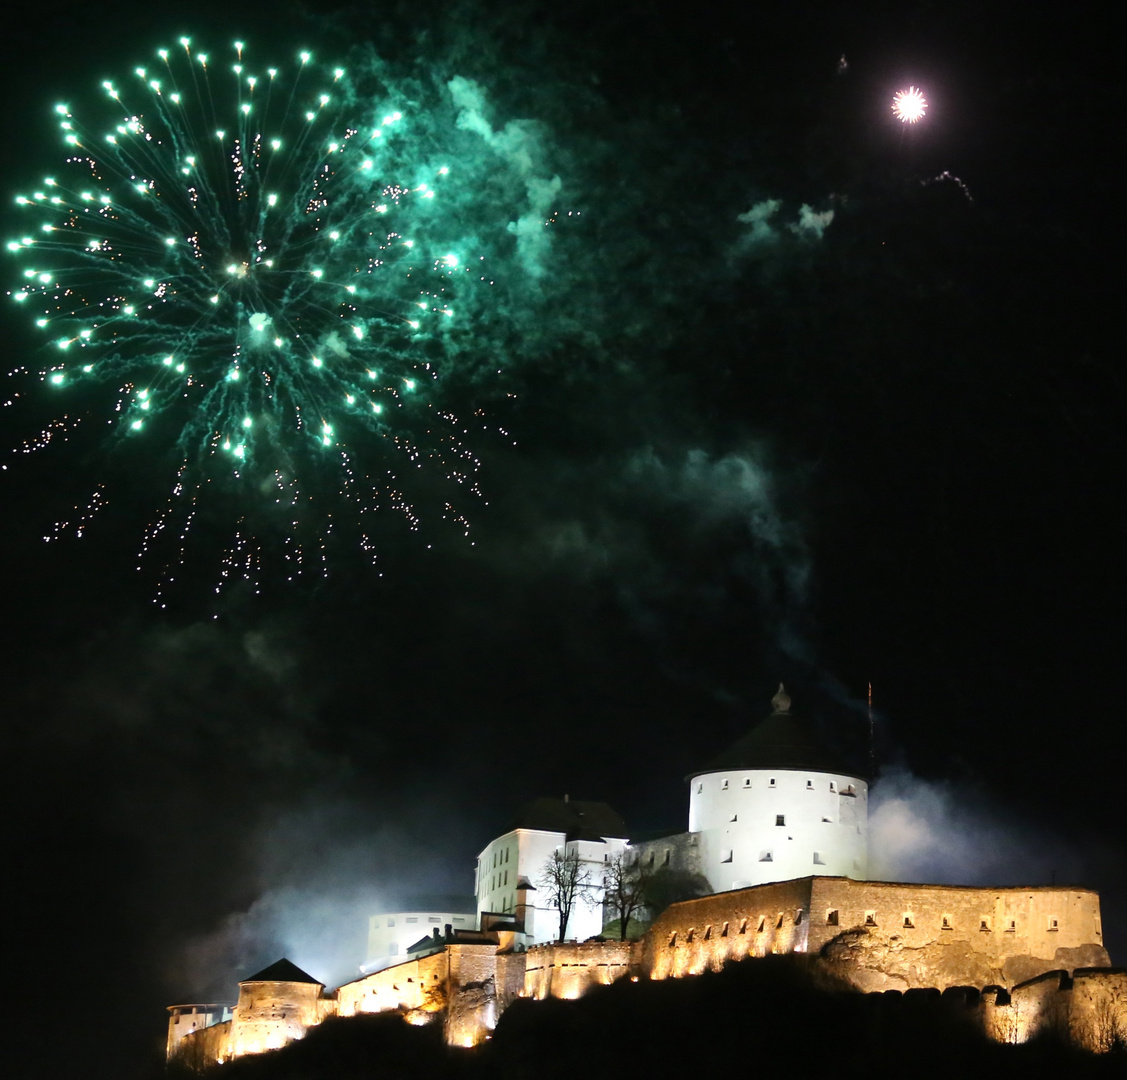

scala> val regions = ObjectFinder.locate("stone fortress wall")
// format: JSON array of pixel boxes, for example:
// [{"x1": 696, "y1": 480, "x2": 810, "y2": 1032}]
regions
[{"x1": 170, "y1": 876, "x2": 1126, "y2": 1064}]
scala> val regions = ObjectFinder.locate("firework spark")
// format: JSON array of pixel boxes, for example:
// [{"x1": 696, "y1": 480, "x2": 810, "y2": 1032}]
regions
[
  {"x1": 891, "y1": 86, "x2": 928, "y2": 124},
  {"x1": 5, "y1": 39, "x2": 531, "y2": 604}
]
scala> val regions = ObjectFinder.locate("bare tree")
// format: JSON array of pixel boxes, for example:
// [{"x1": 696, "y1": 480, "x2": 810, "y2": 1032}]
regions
[
  {"x1": 603, "y1": 852, "x2": 650, "y2": 941},
  {"x1": 538, "y1": 848, "x2": 592, "y2": 943}
]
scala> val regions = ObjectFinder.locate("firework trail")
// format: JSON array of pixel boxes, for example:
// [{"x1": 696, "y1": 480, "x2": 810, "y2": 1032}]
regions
[{"x1": 5, "y1": 39, "x2": 551, "y2": 604}]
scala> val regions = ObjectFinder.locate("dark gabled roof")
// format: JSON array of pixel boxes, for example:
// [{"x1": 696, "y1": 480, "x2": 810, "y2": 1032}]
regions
[
  {"x1": 506, "y1": 797, "x2": 627, "y2": 841},
  {"x1": 241, "y1": 958, "x2": 322, "y2": 986},
  {"x1": 690, "y1": 684, "x2": 864, "y2": 780}
]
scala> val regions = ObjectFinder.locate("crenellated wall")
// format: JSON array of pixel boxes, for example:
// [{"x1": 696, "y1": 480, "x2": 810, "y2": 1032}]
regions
[
  {"x1": 524, "y1": 940, "x2": 637, "y2": 1000},
  {"x1": 169, "y1": 876, "x2": 1121, "y2": 1067}
]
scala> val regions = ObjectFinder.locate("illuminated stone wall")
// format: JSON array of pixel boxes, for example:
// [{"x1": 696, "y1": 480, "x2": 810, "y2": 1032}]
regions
[
  {"x1": 642, "y1": 877, "x2": 1108, "y2": 991},
  {"x1": 524, "y1": 940, "x2": 637, "y2": 1000},
  {"x1": 337, "y1": 950, "x2": 449, "y2": 1021},
  {"x1": 225, "y1": 978, "x2": 325, "y2": 1059},
  {"x1": 808, "y1": 879, "x2": 1108, "y2": 991},
  {"x1": 644, "y1": 878, "x2": 815, "y2": 980}
]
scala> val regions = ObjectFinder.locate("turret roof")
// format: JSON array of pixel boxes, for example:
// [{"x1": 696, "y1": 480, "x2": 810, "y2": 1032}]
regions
[
  {"x1": 506, "y1": 797, "x2": 627, "y2": 841},
  {"x1": 690, "y1": 684, "x2": 864, "y2": 780},
  {"x1": 241, "y1": 958, "x2": 322, "y2": 985}
]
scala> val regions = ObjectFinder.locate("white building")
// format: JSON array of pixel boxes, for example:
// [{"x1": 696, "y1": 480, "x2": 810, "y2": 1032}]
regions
[
  {"x1": 687, "y1": 684, "x2": 868, "y2": 893},
  {"x1": 475, "y1": 797, "x2": 629, "y2": 945},
  {"x1": 363, "y1": 896, "x2": 477, "y2": 972}
]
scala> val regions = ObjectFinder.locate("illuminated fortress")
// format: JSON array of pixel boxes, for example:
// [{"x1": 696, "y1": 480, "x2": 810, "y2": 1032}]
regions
[{"x1": 167, "y1": 686, "x2": 1124, "y2": 1063}]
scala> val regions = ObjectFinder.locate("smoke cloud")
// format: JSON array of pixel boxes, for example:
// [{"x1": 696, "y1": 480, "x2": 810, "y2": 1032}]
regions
[{"x1": 869, "y1": 767, "x2": 1092, "y2": 887}]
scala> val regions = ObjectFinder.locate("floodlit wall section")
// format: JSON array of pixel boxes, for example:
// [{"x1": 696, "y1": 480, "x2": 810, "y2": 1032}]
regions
[
  {"x1": 688, "y1": 768, "x2": 867, "y2": 893},
  {"x1": 645, "y1": 877, "x2": 1108, "y2": 992},
  {"x1": 644, "y1": 878, "x2": 815, "y2": 980},
  {"x1": 165, "y1": 1004, "x2": 232, "y2": 1057},
  {"x1": 225, "y1": 978, "x2": 326, "y2": 1059},
  {"x1": 809, "y1": 879, "x2": 1109, "y2": 991},
  {"x1": 524, "y1": 939, "x2": 638, "y2": 1000}
]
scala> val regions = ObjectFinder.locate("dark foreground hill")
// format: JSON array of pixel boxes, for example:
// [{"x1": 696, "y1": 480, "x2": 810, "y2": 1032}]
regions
[{"x1": 163, "y1": 957, "x2": 1125, "y2": 1080}]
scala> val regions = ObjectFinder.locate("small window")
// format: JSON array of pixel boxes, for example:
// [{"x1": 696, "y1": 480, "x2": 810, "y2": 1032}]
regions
[
  {"x1": 686, "y1": 929, "x2": 695, "y2": 944},
  {"x1": 504, "y1": 869, "x2": 508, "y2": 885},
  {"x1": 821, "y1": 816, "x2": 833, "y2": 823},
  {"x1": 387, "y1": 917, "x2": 396, "y2": 927},
  {"x1": 729, "y1": 814, "x2": 738, "y2": 822},
  {"x1": 941, "y1": 915, "x2": 952, "y2": 930},
  {"x1": 795, "y1": 908, "x2": 804, "y2": 925},
  {"x1": 721, "y1": 922, "x2": 730, "y2": 937},
  {"x1": 903, "y1": 914, "x2": 914, "y2": 928},
  {"x1": 769, "y1": 778, "x2": 777, "y2": 788},
  {"x1": 813, "y1": 852, "x2": 826, "y2": 865},
  {"x1": 864, "y1": 912, "x2": 877, "y2": 927},
  {"x1": 721, "y1": 779, "x2": 729, "y2": 790},
  {"x1": 980, "y1": 918, "x2": 992, "y2": 933},
  {"x1": 806, "y1": 779, "x2": 814, "y2": 790},
  {"x1": 663, "y1": 849, "x2": 671, "y2": 866},
  {"x1": 668, "y1": 933, "x2": 677, "y2": 948},
  {"x1": 776, "y1": 912, "x2": 785, "y2": 929},
  {"x1": 721, "y1": 849, "x2": 733, "y2": 863},
  {"x1": 829, "y1": 782, "x2": 836, "y2": 792},
  {"x1": 1005, "y1": 919, "x2": 1016, "y2": 933},
  {"x1": 704, "y1": 926, "x2": 712, "y2": 941},
  {"x1": 1048, "y1": 918, "x2": 1059, "y2": 932},
  {"x1": 758, "y1": 850, "x2": 773, "y2": 862},
  {"x1": 697, "y1": 783, "x2": 703, "y2": 794},
  {"x1": 743, "y1": 778, "x2": 751, "y2": 788},
  {"x1": 453, "y1": 916, "x2": 466, "y2": 923},
  {"x1": 776, "y1": 814, "x2": 786, "y2": 826},
  {"x1": 429, "y1": 916, "x2": 441, "y2": 923},
  {"x1": 406, "y1": 916, "x2": 418, "y2": 923},
  {"x1": 826, "y1": 909, "x2": 839, "y2": 926},
  {"x1": 757, "y1": 916, "x2": 766, "y2": 933},
  {"x1": 648, "y1": 852, "x2": 655, "y2": 867},
  {"x1": 739, "y1": 919, "x2": 749, "y2": 934}
]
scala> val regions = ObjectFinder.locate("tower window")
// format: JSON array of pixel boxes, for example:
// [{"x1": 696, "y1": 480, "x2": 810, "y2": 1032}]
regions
[
  {"x1": 743, "y1": 778, "x2": 751, "y2": 788},
  {"x1": 697, "y1": 783, "x2": 703, "y2": 794},
  {"x1": 776, "y1": 912, "x2": 785, "y2": 929},
  {"x1": 830, "y1": 782, "x2": 836, "y2": 792},
  {"x1": 729, "y1": 814, "x2": 738, "y2": 822},
  {"x1": 721, "y1": 849, "x2": 733, "y2": 863},
  {"x1": 980, "y1": 918, "x2": 992, "y2": 932},
  {"x1": 826, "y1": 910, "x2": 839, "y2": 926},
  {"x1": 903, "y1": 914, "x2": 914, "y2": 928},
  {"x1": 756, "y1": 916, "x2": 766, "y2": 933},
  {"x1": 721, "y1": 922, "x2": 729, "y2": 937},
  {"x1": 704, "y1": 925, "x2": 712, "y2": 941},
  {"x1": 769, "y1": 778, "x2": 777, "y2": 788},
  {"x1": 1006, "y1": 919, "x2": 1016, "y2": 933},
  {"x1": 864, "y1": 912, "x2": 877, "y2": 926},
  {"x1": 739, "y1": 919, "x2": 748, "y2": 934},
  {"x1": 806, "y1": 780, "x2": 814, "y2": 789},
  {"x1": 668, "y1": 933, "x2": 677, "y2": 948},
  {"x1": 794, "y1": 908, "x2": 804, "y2": 925},
  {"x1": 721, "y1": 779, "x2": 729, "y2": 790},
  {"x1": 776, "y1": 815, "x2": 786, "y2": 826},
  {"x1": 941, "y1": 916, "x2": 952, "y2": 930},
  {"x1": 758, "y1": 850, "x2": 773, "y2": 862},
  {"x1": 1048, "y1": 918, "x2": 1059, "y2": 932},
  {"x1": 813, "y1": 852, "x2": 826, "y2": 865}
]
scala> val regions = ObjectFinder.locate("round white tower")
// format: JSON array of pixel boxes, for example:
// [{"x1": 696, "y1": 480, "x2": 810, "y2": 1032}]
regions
[{"x1": 687, "y1": 685, "x2": 867, "y2": 893}]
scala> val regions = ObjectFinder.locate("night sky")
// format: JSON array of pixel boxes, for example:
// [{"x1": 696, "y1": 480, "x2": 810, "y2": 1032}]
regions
[{"x1": 1, "y1": 3, "x2": 1121, "y2": 1077}]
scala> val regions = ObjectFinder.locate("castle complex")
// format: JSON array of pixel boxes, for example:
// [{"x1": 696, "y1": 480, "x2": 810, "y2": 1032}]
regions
[{"x1": 166, "y1": 686, "x2": 1125, "y2": 1063}]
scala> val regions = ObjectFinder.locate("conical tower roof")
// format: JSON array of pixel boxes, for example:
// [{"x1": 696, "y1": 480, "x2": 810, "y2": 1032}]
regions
[
  {"x1": 689, "y1": 684, "x2": 863, "y2": 780},
  {"x1": 240, "y1": 958, "x2": 322, "y2": 985}
]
